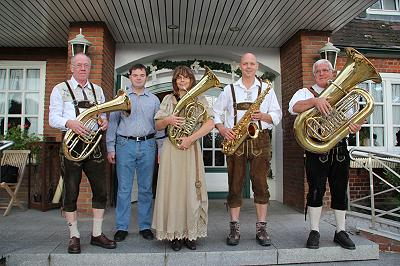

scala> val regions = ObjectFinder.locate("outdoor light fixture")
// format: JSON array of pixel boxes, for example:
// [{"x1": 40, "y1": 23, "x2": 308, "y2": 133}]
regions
[
  {"x1": 319, "y1": 37, "x2": 340, "y2": 69},
  {"x1": 68, "y1": 28, "x2": 91, "y2": 56}
]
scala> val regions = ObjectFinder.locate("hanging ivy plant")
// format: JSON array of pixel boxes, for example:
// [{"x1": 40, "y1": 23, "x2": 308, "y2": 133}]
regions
[{"x1": 122, "y1": 59, "x2": 276, "y2": 81}]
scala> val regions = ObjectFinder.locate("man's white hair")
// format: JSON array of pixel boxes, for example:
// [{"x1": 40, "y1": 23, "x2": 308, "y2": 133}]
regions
[
  {"x1": 71, "y1": 53, "x2": 91, "y2": 66},
  {"x1": 312, "y1": 59, "x2": 333, "y2": 76}
]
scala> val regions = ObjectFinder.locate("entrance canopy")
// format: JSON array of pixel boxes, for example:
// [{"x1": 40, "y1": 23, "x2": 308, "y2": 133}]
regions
[{"x1": 0, "y1": 0, "x2": 376, "y2": 48}]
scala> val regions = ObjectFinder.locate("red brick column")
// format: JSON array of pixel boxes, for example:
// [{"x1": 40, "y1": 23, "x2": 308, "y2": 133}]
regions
[
  {"x1": 67, "y1": 22, "x2": 116, "y2": 215},
  {"x1": 280, "y1": 30, "x2": 331, "y2": 212}
]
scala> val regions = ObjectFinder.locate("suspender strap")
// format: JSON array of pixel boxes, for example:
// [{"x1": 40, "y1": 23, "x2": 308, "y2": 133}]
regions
[
  {"x1": 257, "y1": 84, "x2": 262, "y2": 130},
  {"x1": 307, "y1": 86, "x2": 320, "y2": 97},
  {"x1": 89, "y1": 82, "x2": 98, "y2": 103},
  {"x1": 64, "y1": 81, "x2": 80, "y2": 116},
  {"x1": 230, "y1": 84, "x2": 238, "y2": 125}
]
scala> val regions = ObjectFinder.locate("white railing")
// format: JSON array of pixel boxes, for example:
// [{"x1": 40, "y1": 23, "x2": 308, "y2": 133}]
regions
[{"x1": 349, "y1": 148, "x2": 400, "y2": 229}]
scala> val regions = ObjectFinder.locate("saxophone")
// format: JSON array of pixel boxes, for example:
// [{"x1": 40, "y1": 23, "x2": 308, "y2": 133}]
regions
[{"x1": 222, "y1": 80, "x2": 272, "y2": 155}]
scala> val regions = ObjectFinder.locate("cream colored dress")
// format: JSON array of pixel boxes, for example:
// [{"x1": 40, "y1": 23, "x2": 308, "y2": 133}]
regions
[{"x1": 152, "y1": 94, "x2": 209, "y2": 241}]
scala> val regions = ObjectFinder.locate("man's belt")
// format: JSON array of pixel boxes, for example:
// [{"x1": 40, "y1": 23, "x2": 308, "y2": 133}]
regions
[{"x1": 119, "y1": 133, "x2": 155, "y2": 141}]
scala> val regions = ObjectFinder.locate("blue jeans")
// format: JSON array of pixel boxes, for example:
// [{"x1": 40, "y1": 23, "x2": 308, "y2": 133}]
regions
[{"x1": 115, "y1": 136, "x2": 156, "y2": 231}]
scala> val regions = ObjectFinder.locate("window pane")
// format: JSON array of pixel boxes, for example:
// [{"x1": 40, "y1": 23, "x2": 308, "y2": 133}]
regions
[
  {"x1": 359, "y1": 127, "x2": 371, "y2": 146},
  {"x1": 382, "y1": 0, "x2": 396, "y2": 10},
  {"x1": 371, "y1": 83, "x2": 383, "y2": 102},
  {"x1": 394, "y1": 127, "x2": 400, "y2": 146},
  {"x1": 9, "y1": 69, "x2": 23, "y2": 91},
  {"x1": 215, "y1": 132, "x2": 224, "y2": 148},
  {"x1": 348, "y1": 133, "x2": 356, "y2": 146},
  {"x1": 203, "y1": 132, "x2": 212, "y2": 148},
  {"x1": 25, "y1": 117, "x2": 37, "y2": 134},
  {"x1": 203, "y1": 150, "x2": 212, "y2": 166},
  {"x1": 8, "y1": 93, "x2": 22, "y2": 114},
  {"x1": 26, "y1": 69, "x2": 40, "y2": 91},
  {"x1": 0, "y1": 69, "x2": 6, "y2": 90},
  {"x1": 393, "y1": 106, "x2": 400, "y2": 124},
  {"x1": 215, "y1": 151, "x2": 225, "y2": 166},
  {"x1": 0, "y1": 117, "x2": 4, "y2": 135},
  {"x1": 25, "y1": 93, "x2": 39, "y2": 115},
  {"x1": 0, "y1": 93, "x2": 5, "y2": 114},
  {"x1": 392, "y1": 84, "x2": 400, "y2": 103},
  {"x1": 370, "y1": 1, "x2": 382, "y2": 9},
  {"x1": 8, "y1": 117, "x2": 21, "y2": 129},
  {"x1": 373, "y1": 127, "x2": 384, "y2": 146},
  {"x1": 373, "y1": 105, "x2": 384, "y2": 124}
]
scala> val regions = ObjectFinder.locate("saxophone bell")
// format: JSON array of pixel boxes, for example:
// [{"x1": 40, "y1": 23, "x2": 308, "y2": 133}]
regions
[{"x1": 247, "y1": 122, "x2": 259, "y2": 139}]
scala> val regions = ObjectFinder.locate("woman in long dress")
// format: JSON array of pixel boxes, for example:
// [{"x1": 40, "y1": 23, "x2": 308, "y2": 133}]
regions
[{"x1": 152, "y1": 66, "x2": 214, "y2": 251}]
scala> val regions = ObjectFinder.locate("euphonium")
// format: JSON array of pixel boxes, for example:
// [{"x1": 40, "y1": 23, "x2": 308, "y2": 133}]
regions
[
  {"x1": 294, "y1": 47, "x2": 382, "y2": 154},
  {"x1": 168, "y1": 66, "x2": 221, "y2": 148},
  {"x1": 63, "y1": 89, "x2": 131, "y2": 161},
  {"x1": 222, "y1": 80, "x2": 272, "y2": 156}
]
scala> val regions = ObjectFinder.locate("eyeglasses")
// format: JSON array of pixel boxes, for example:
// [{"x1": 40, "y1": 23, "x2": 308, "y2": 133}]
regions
[
  {"x1": 314, "y1": 69, "x2": 332, "y2": 75},
  {"x1": 73, "y1": 63, "x2": 90, "y2": 69}
]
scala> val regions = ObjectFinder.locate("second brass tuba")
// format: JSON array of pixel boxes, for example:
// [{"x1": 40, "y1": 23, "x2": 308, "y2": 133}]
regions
[
  {"x1": 63, "y1": 89, "x2": 131, "y2": 161},
  {"x1": 294, "y1": 48, "x2": 382, "y2": 154},
  {"x1": 168, "y1": 66, "x2": 221, "y2": 148}
]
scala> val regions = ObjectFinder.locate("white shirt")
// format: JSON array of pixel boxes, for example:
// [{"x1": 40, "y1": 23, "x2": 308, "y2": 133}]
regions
[
  {"x1": 49, "y1": 76, "x2": 106, "y2": 131},
  {"x1": 288, "y1": 84, "x2": 324, "y2": 115},
  {"x1": 213, "y1": 78, "x2": 282, "y2": 130}
]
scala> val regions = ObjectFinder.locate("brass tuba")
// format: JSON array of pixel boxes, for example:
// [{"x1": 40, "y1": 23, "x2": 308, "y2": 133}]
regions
[
  {"x1": 63, "y1": 89, "x2": 131, "y2": 161},
  {"x1": 294, "y1": 47, "x2": 382, "y2": 154},
  {"x1": 222, "y1": 79, "x2": 272, "y2": 155},
  {"x1": 168, "y1": 66, "x2": 221, "y2": 148}
]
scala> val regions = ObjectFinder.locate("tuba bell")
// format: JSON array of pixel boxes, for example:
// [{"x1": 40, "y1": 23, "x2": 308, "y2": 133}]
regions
[
  {"x1": 63, "y1": 89, "x2": 131, "y2": 162},
  {"x1": 294, "y1": 47, "x2": 382, "y2": 154},
  {"x1": 168, "y1": 66, "x2": 221, "y2": 148}
]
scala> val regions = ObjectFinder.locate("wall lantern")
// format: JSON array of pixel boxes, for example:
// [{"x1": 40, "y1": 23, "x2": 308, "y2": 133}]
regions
[
  {"x1": 319, "y1": 38, "x2": 340, "y2": 69},
  {"x1": 68, "y1": 28, "x2": 91, "y2": 56}
]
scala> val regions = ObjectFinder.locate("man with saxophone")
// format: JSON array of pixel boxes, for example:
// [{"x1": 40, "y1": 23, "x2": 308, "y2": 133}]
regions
[
  {"x1": 106, "y1": 64, "x2": 160, "y2": 243},
  {"x1": 213, "y1": 53, "x2": 282, "y2": 246},
  {"x1": 288, "y1": 59, "x2": 361, "y2": 250},
  {"x1": 49, "y1": 53, "x2": 116, "y2": 254}
]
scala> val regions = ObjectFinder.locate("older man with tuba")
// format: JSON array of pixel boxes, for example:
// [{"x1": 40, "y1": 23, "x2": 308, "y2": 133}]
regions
[
  {"x1": 49, "y1": 53, "x2": 116, "y2": 254},
  {"x1": 288, "y1": 59, "x2": 362, "y2": 250}
]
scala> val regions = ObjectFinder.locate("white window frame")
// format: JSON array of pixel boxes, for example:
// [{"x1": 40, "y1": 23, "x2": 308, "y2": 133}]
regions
[
  {"x1": 367, "y1": 0, "x2": 400, "y2": 14},
  {"x1": 349, "y1": 73, "x2": 400, "y2": 154},
  {"x1": 0, "y1": 61, "x2": 46, "y2": 135}
]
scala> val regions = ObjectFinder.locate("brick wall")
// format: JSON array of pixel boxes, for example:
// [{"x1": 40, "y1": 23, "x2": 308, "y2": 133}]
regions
[{"x1": 280, "y1": 30, "x2": 331, "y2": 212}]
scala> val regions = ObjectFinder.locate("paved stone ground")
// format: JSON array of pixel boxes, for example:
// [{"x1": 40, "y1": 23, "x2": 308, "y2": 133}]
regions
[{"x1": 0, "y1": 199, "x2": 398, "y2": 266}]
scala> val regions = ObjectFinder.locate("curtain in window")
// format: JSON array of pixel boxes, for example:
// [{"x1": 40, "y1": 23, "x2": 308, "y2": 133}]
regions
[
  {"x1": 0, "y1": 69, "x2": 5, "y2": 90},
  {"x1": 9, "y1": 69, "x2": 23, "y2": 91}
]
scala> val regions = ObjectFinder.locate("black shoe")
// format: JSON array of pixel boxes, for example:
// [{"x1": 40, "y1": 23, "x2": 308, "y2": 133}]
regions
[
  {"x1": 334, "y1": 230, "x2": 356, "y2": 250},
  {"x1": 91, "y1": 233, "x2": 117, "y2": 249},
  {"x1": 226, "y1": 221, "x2": 240, "y2": 246},
  {"x1": 170, "y1": 239, "x2": 182, "y2": 251},
  {"x1": 114, "y1": 230, "x2": 128, "y2": 242},
  {"x1": 139, "y1": 229, "x2": 154, "y2": 240},
  {"x1": 184, "y1": 239, "x2": 197, "y2": 250},
  {"x1": 306, "y1": 230, "x2": 320, "y2": 249}
]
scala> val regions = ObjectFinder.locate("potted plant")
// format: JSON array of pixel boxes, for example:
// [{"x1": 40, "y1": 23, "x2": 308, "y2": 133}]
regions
[{"x1": 0, "y1": 126, "x2": 42, "y2": 163}]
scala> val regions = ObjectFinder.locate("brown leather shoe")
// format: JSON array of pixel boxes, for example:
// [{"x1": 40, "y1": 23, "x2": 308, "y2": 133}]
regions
[
  {"x1": 68, "y1": 237, "x2": 81, "y2": 254},
  {"x1": 90, "y1": 233, "x2": 117, "y2": 249}
]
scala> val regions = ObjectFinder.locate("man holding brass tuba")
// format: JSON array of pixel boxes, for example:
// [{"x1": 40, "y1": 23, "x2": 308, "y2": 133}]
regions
[
  {"x1": 152, "y1": 66, "x2": 214, "y2": 251},
  {"x1": 213, "y1": 53, "x2": 282, "y2": 247},
  {"x1": 288, "y1": 59, "x2": 361, "y2": 250},
  {"x1": 49, "y1": 53, "x2": 116, "y2": 254},
  {"x1": 106, "y1": 64, "x2": 160, "y2": 243}
]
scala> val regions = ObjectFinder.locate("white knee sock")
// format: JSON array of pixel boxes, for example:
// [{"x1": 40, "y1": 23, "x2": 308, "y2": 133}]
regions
[
  {"x1": 68, "y1": 221, "x2": 80, "y2": 238},
  {"x1": 308, "y1": 206, "x2": 322, "y2": 232},
  {"x1": 93, "y1": 218, "x2": 103, "y2": 237},
  {"x1": 334, "y1": 210, "x2": 346, "y2": 232}
]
